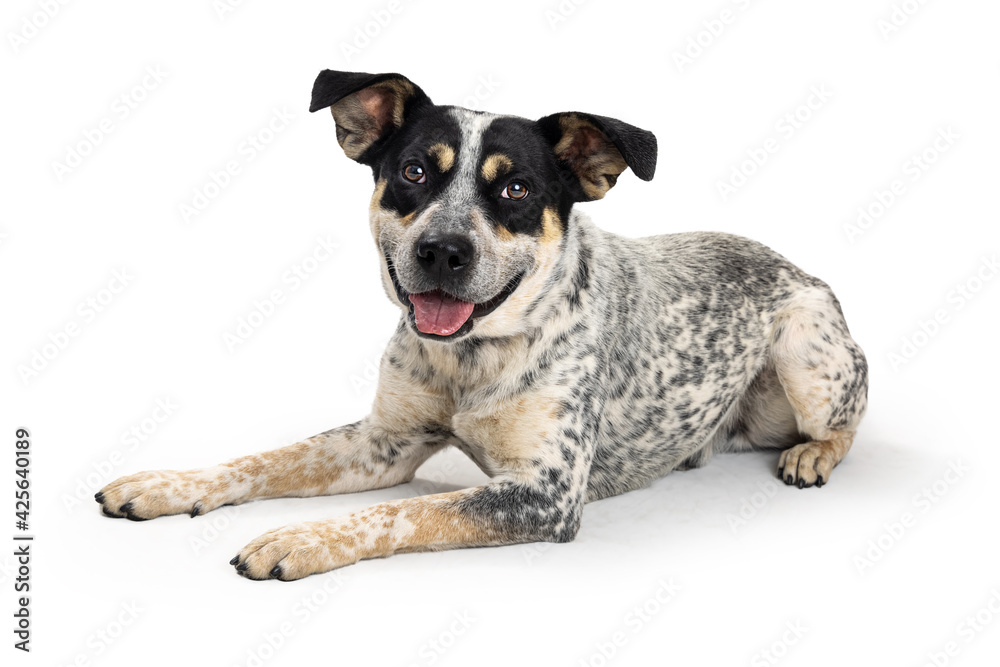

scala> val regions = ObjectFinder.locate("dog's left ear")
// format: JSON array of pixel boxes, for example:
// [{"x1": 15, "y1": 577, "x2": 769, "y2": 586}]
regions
[
  {"x1": 310, "y1": 70, "x2": 431, "y2": 164},
  {"x1": 537, "y1": 112, "x2": 656, "y2": 201}
]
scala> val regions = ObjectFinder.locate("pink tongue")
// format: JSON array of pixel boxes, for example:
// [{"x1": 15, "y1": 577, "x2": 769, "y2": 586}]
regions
[{"x1": 409, "y1": 291, "x2": 475, "y2": 336}]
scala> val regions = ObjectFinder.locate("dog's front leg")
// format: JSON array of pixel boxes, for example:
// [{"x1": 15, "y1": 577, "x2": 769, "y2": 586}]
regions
[
  {"x1": 231, "y1": 474, "x2": 584, "y2": 580},
  {"x1": 232, "y1": 396, "x2": 590, "y2": 580},
  {"x1": 96, "y1": 367, "x2": 456, "y2": 520}
]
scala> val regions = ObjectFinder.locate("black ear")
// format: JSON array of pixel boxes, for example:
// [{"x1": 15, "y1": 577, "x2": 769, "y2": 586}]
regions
[
  {"x1": 309, "y1": 70, "x2": 431, "y2": 164},
  {"x1": 537, "y1": 112, "x2": 656, "y2": 201}
]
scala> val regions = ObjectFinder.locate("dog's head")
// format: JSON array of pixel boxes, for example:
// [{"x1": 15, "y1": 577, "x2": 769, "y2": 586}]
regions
[{"x1": 310, "y1": 70, "x2": 656, "y2": 341}]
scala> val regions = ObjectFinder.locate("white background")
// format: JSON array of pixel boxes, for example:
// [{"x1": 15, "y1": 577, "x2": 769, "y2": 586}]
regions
[{"x1": 2, "y1": 1, "x2": 999, "y2": 665}]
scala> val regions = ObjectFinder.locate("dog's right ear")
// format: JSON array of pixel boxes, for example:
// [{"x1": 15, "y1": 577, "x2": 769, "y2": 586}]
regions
[{"x1": 309, "y1": 70, "x2": 431, "y2": 164}]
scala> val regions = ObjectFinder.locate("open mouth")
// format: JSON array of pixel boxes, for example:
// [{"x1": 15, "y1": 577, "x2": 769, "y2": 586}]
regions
[{"x1": 385, "y1": 257, "x2": 523, "y2": 340}]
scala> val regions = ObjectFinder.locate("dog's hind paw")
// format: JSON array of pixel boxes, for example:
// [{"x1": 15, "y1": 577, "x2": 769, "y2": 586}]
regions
[{"x1": 777, "y1": 438, "x2": 852, "y2": 489}]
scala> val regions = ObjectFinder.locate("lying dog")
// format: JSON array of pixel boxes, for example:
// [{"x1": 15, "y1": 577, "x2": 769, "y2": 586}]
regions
[{"x1": 96, "y1": 70, "x2": 868, "y2": 580}]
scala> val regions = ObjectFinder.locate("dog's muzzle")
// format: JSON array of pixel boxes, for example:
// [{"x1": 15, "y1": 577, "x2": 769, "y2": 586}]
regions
[{"x1": 385, "y1": 236, "x2": 524, "y2": 340}]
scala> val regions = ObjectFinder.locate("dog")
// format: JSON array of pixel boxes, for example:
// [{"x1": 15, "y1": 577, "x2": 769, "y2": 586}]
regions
[{"x1": 96, "y1": 70, "x2": 868, "y2": 581}]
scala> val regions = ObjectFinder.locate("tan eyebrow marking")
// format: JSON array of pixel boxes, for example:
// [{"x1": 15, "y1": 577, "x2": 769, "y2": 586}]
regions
[
  {"x1": 480, "y1": 153, "x2": 513, "y2": 182},
  {"x1": 427, "y1": 143, "x2": 455, "y2": 172}
]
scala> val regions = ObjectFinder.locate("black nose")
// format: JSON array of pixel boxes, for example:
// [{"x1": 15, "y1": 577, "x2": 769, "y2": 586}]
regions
[{"x1": 415, "y1": 233, "x2": 474, "y2": 277}]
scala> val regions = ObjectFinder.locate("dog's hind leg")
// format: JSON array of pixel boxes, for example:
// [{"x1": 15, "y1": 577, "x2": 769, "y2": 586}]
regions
[{"x1": 770, "y1": 287, "x2": 868, "y2": 488}]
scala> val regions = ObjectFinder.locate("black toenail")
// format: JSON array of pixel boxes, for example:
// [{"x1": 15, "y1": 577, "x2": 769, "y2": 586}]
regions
[
  {"x1": 119, "y1": 502, "x2": 147, "y2": 521},
  {"x1": 190, "y1": 506, "x2": 201, "y2": 518},
  {"x1": 270, "y1": 566, "x2": 282, "y2": 579},
  {"x1": 237, "y1": 562, "x2": 249, "y2": 572},
  {"x1": 230, "y1": 555, "x2": 240, "y2": 565},
  {"x1": 95, "y1": 492, "x2": 105, "y2": 503}
]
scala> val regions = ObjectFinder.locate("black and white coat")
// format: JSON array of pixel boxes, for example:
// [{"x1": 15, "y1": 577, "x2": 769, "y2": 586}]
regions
[{"x1": 96, "y1": 71, "x2": 868, "y2": 581}]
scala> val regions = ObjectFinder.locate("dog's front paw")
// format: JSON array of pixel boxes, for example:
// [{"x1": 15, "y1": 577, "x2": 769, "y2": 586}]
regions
[
  {"x1": 96, "y1": 467, "x2": 233, "y2": 520},
  {"x1": 232, "y1": 522, "x2": 356, "y2": 581},
  {"x1": 778, "y1": 441, "x2": 842, "y2": 488}
]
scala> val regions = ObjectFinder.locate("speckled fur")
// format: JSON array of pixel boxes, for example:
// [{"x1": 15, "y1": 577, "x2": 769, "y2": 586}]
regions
[{"x1": 97, "y1": 72, "x2": 868, "y2": 581}]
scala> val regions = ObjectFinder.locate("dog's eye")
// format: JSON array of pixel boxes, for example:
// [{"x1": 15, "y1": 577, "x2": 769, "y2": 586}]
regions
[
  {"x1": 501, "y1": 181, "x2": 529, "y2": 200},
  {"x1": 402, "y1": 164, "x2": 426, "y2": 184}
]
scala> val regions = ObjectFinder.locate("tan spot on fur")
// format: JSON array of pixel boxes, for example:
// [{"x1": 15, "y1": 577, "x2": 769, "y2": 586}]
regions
[
  {"x1": 269, "y1": 461, "x2": 344, "y2": 496},
  {"x1": 452, "y1": 394, "x2": 560, "y2": 473},
  {"x1": 427, "y1": 143, "x2": 455, "y2": 172},
  {"x1": 369, "y1": 178, "x2": 388, "y2": 238},
  {"x1": 540, "y1": 206, "x2": 562, "y2": 245},
  {"x1": 369, "y1": 181, "x2": 418, "y2": 238},
  {"x1": 480, "y1": 153, "x2": 513, "y2": 182},
  {"x1": 388, "y1": 493, "x2": 500, "y2": 552},
  {"x1": 371, "y1": 373, "x2": 453, "y2": 434}
]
